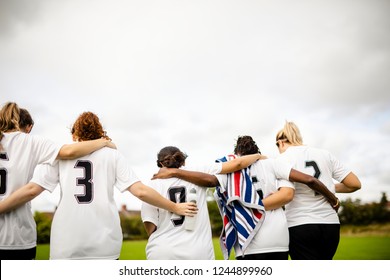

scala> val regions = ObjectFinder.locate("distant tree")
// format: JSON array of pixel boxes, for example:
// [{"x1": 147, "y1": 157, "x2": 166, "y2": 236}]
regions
[
  {"x1": 207, "y1": 200, "x2": 223, "y2": 237},
  {"x1": 339, "y1": 193, "x2": 390, "y2": 225},
  {"x1": 34, "y1": 212, "x2": 52, "y2": 244},
  {"x1": 121, "y1": 216, "x2": 148, "y2": 240}
]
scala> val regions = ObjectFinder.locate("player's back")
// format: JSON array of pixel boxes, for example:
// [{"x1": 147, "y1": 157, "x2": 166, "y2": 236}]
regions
[
  {"x1": 0, "y1": 132, "x2": 59, "y2": 249},
  {"x1": 51, "y1": 147, "x2": 126, "y2": 259},
  {"x1": 142, "y1": 165, "x2": 217, "y2": 260},
  {"x1": 280, "y1": 145, "x2": 344, "y2": 226}
]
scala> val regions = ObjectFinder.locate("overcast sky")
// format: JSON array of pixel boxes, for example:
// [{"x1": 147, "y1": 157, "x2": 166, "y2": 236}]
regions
[{"x1": 1, "y1": 0, "x2": 389, "y2": 212}]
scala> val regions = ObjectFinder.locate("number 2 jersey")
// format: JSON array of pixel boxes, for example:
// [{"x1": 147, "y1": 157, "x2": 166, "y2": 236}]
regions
[
  {"x1": 278, "y1": 146, "x2": 351, "y2": 227},
  {"x1": 31, "y1": 147, "x2": 139, "y2": 259},
  {"x1": 141, "y1": 163, "x2": 222, "y2": 260},
  {"x1": 0, "y1": 132, "x2": 60, "y2": 250}
]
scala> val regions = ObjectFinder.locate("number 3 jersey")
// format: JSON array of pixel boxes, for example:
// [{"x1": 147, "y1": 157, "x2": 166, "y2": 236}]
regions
[
  {"x1": 141, "y1": 163, "x2": 222, "y2": 260},
  {"x1": 31, "y1": 147, "x2": 139, "y2": 260},
  {"x1": 278, "y1": 146, "x2": 351, "y2": 227}
]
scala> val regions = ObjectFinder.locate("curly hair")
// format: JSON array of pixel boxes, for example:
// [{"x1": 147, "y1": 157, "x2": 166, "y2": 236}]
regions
[
  {"x1": 234, "y1": 135, "x2": 261, "y2": 156},
  {"x1": 157, "y1": 146, "x2": 187, "y2": 168},
  {"x1": 71, "y1": 112, "x2": 109, "y2": 141}
]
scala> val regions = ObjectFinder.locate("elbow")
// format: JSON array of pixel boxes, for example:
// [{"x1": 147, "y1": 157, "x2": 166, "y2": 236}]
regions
[
  {"x1": 284, "y1": 189, "x2": 294, "y2": 204},
  {"x1": 27, "y1": 184, "x2": 44, "y2": 200},
  {"x1": 205, "y1": 176, "x2": 219, "y2": 188},
  {"x1": 57, "y1": 145, "x2": 75, "y2": 159},
  {"x1": 130, "y1": 183, "x2": 148, "y2": 201}
]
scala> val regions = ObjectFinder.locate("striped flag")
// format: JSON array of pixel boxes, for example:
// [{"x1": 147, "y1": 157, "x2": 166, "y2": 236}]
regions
[{"x1": 214, "y1": 155, "x2": 265, "y2": 259}]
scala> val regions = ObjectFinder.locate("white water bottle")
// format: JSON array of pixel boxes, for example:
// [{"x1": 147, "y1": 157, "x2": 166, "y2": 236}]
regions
[{"x1": 184, "y1": 188, "x2": 197, "y2": 231}]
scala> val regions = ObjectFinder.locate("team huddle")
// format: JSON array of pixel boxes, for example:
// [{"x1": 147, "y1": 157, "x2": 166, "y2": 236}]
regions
[{"x1": 0, "y1": 101, "x2": 361, "y2": 260}]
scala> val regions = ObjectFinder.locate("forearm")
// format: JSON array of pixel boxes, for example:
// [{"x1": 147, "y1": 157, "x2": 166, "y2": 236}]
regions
[
  {"x1": 336, "y1": 173, "x2": 361, "y2": 193},
  {"x1": 289, "y1": 169, "x2": 338, "y2": 205},
  {"x1": 335, "y1": 183, "x2": 354, "y2": 193},
  {"x1": 220, "y1": 154, "x2": 265, "y2": 174},
  {"x1": 170, "y1": 169, "x2": 218, "y2": 187},
  {"x1": 57, "y1": 138, "x2": 113, "y2": 160},
  {"x1": 130, "y1": 182, "x2": 177, "y2": 212},
  {"x1": 262, "y1": 188, "x2": 294, "y2": 211},
  {"x1": 0, "y1": 183, "x2": 44, "y2": 214}
]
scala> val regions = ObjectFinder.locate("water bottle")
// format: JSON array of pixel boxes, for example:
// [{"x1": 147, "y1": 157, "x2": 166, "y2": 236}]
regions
[{"x1": 184, "y1": 187, "x2": 197, "y2": 231}]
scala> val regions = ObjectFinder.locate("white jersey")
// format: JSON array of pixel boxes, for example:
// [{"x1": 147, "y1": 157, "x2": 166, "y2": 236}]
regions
[
  {"x1": 31, "y1": 147, "x2": 139, "y2": 260},
  {"x1": 217, "y1": 158, "x2": 294, "y2": 257},
  {"x1": 0, "y1": 132, "x2": 60, "y2": 250},
  {"x1": 278, "y1": 146, "x2": 351, "y2": 227},
  {"x1": 141, "y1": 163, "x2": 222, "y2": 260}
]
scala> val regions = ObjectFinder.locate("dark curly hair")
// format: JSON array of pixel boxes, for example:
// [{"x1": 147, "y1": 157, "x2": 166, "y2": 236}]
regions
[
  {"x1": 71, "y1": 112, "x2": 109, "y2": 141},
  {"x1": 234, "y1": 135, "x2": 261, "y2": 156},
  {"x1": 157, "y1": 146, "x2": 187, "y2": 168}
]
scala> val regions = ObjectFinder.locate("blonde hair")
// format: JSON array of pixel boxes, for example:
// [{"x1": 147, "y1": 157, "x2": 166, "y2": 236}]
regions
[
  {"x1": 275, "y1": 121, "x2": 303, "y2": 145},
  {"x1": 0, "y1": 102, "x2": 21, "y2": 148}
]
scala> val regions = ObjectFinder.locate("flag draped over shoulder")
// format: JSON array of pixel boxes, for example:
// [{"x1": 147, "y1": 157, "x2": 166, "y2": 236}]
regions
[{"x1": 214, "y1": 154, "x2": 265, "y2": 260}]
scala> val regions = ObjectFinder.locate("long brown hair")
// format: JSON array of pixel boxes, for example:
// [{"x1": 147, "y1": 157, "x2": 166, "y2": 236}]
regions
[{"x1": 0, "y1": 102, "x2": 21, "y2": 149}]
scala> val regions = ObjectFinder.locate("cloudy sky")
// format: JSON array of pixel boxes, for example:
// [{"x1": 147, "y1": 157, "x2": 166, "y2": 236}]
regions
[{"x1": 1, "y1": 0, "x2": 389, "y2": 212}]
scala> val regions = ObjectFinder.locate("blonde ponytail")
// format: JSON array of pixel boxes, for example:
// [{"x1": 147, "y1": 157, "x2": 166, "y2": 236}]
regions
[{"x1": 276, "y1": 121, "x2": 303, "y2": 145}]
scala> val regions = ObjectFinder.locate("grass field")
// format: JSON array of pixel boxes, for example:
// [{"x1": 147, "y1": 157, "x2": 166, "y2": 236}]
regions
[{"x1": 36, "y1": 235, "x2": 390, "y2": 260}]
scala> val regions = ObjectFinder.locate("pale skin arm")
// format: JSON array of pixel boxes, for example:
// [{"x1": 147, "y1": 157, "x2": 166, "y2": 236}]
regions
[
  {"x1": 335, "y1": 172, "x2": 361, "y2": 193},
  {"x1": 261, "y1": 187, "x2": 295, "y2": 211},
  {"x1": 219, "y1": 154, "x2": 267, "y2": 173},
  {"x1": 57, "y1": 138, "x2": 116, "y2": 160},
  {"x1": 0, "y1": 183, "x2": 44, "y2": 214},
  {"x1": 127, "y1": 181, "x2": 197, "y2": 216}
]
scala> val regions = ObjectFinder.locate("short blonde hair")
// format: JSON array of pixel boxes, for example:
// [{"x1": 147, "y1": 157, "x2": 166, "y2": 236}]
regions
[{"x1": 276, "y1": 121, "x2": 303, "y2": 145}]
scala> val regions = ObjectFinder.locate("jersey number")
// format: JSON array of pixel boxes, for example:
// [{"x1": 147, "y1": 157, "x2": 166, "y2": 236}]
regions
[
  {"x1": 74, "y1": 160, "x2": 94, "y2": 204},
  {"x1": 305, "y1": 161, "x2": 321, "y2": 196},
  {"x1": 168, "y1": 186, "x2": 186, "y2": 226},
  {"x1": 0, "y1": 168, "x2": 6, "y2": 195}
]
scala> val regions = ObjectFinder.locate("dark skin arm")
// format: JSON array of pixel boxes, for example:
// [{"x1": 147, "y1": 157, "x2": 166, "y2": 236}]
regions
[
  {"x1": 144, "y1": 221, "x2": 157, "y2": 237},
  {"x1": 289, "y1": 169, "x2": 340, "y2": 211},
  {"x1": 152, "y1": 167, "x2": 340, "y2": 211}
]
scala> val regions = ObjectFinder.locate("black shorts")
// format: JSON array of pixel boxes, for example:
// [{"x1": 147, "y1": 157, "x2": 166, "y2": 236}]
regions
[
  {"x1": 0, "y1": 247, "x2": 37, "y2": 260},
  {"x1": 288, "y1": 223, "x2": 340, "y2": 260},
  {"x1": 236, "y1": 251, "x2": 288, "y2": 260}
]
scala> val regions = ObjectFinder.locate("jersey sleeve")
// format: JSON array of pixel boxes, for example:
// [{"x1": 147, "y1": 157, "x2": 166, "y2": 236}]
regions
[
  {"x1": 329, "y1": 152, "x2": 351, "y2": 182},
  {"x1": 30, "y1": 162, "x2": 60, "y2": 193},
  {"x1": 272, "y1": 158, "x2": 295, "y2": 189},
  {"x1": 215, "y1": 174, "x2": 228, "y2": 192},
  {"x1": 114, "y1": 153, "x2": 140, "y2": 193},
  {"x1": 31, "y1": 135, "x2": 61, "y2": 165},
  {"x1": 203, "y1": 162, "x2": 222, "y2": 174}
]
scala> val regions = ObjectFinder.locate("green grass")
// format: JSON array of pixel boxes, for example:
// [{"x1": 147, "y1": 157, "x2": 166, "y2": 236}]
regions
[
  {"x1": 334, "y1": 236, "x2": 390, "y2": 260},
  {"x1": 36, "y1": 236, "x2": 390, "y2": 260}
]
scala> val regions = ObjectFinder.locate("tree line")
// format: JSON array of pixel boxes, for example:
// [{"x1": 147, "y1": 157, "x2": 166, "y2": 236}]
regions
[{"x1": 35, "y1": 192, "x2": 390, "y2": 244}]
